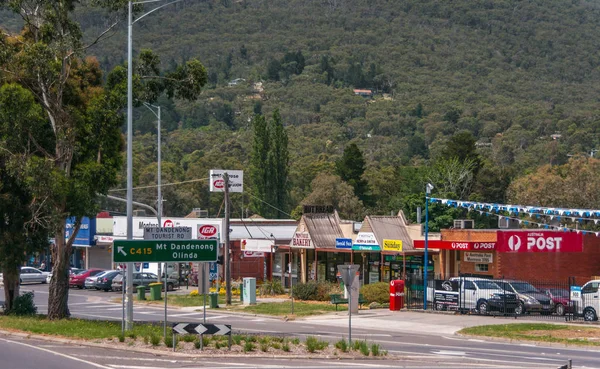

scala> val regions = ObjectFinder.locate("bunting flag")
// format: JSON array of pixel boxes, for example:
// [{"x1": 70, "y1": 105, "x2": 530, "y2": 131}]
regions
[{"x1": 428, "y1": 197, "x2": 600, "y2": 237}]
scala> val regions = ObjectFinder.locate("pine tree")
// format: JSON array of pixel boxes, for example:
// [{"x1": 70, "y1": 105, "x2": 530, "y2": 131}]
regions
[
  {"x1": 249, "y1": 114, "x2": 270, "y2": 216},
  {"x1": 268, "y1": 110, "x2": 290, "y2": 218},
  {"x1": 335, "y1": 143, "x2": 371, "y2": 205}
]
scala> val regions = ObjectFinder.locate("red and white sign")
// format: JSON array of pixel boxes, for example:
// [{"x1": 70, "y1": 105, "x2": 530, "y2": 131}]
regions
[
  {"x1": 198, "y1": 224, "x2": 218, "y2": 239},
  {"x1": 243, "y1": 251, "x2": 265, "y2": 258},
  {"x1": 163, "y1": 219, "x2": 174, "y2": 227},
  {"x1": 414, "y1": 240, "x2": 496, "y2": 250},
  {"x1": 497, "y1": 231, "x2": 583, "y2": 253},
  {"x1": 209, "y1": 169, "x2": 243, "y2": 193},
  {"x1": 241, "y1": 239, "x2": 274, "y2": 252},
  {"x1": 291, "y1": 232, "x2": 313, "y2": 248}
]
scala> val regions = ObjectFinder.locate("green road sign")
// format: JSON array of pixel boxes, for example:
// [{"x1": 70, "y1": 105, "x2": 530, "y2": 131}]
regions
[{"x1": 113, "y1": 240, "x2": 218, "y2": 263}]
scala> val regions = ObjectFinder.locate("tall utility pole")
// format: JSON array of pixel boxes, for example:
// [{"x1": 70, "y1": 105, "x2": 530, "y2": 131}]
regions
[{"x1": 224, "y1": 173, "x2": 231, "y2": 305}]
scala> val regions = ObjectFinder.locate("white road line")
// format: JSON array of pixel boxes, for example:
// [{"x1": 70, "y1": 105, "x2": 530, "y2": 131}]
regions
[
  {"x1": 431, "y1": 350, "x2": 466, "y2": 356},
  {"x1": 0, "y1": 337, "x2": 111, "y2": 369},
  {"x1": 168, "y1": 312, "x2": 205, "y2": 317}
]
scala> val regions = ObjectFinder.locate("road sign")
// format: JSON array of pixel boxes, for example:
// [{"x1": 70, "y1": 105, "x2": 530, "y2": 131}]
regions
[
  {"x1": 113, "y1": 240, "x2": 217, "y2": 263},
  {"x1": 337, "y1": 264, "x2": 360, "y2": 287},
  {"x1": 144, "y1": 226, "x2": 192, "y2": 240},
  {"x1": 209, "y1": 169, "x2": 243, "y2": 193},
  {"x1": 335, "y1": 238, "x2": 353, "y2": 249},
  {"x1": 172, "y1": 323, "x2": 231, "y2": 336}
]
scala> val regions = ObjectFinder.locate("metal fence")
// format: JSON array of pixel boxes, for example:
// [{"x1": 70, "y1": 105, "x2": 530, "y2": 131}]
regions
[{"x1": 404, "y1": 274, "x2": 589, "y2": 322}]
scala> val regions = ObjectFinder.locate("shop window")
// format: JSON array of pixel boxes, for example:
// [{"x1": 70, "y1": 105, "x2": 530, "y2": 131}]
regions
[{"x1": 475, "y1": 264, "x2": 489, "y2": 272}]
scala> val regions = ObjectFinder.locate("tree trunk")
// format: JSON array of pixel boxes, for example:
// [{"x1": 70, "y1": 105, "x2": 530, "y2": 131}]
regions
[
  {"x1": 2, "y1": 267, "x2": 20, "y2": 312},
  {"x1": 47, "y1": 229, "x2": 71, "y2": 320}
]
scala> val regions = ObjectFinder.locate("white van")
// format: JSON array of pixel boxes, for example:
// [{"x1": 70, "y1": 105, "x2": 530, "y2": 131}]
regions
[{"x1": 572, "y1": 280, "x2": 600, "y2": 321}]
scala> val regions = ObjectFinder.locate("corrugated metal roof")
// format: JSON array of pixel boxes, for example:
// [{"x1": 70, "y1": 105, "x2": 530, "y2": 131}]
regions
[
  {"x1": 366, "y1": 215, "x2": 416, "y2": 252},
  {"x1": 303, "y1": 213, "x2": 344, "y2": 249}
]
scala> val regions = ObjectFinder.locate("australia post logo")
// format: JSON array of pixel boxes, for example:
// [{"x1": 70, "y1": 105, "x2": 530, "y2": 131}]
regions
[{"x1": 499, "y1": 231, "x2": 583, "y2": 253}]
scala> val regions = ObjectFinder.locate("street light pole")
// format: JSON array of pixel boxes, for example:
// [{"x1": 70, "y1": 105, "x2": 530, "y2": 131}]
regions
[
  {"x1": 126, "y1": 0, "x2": 186, "y2": 331},
  {"x1": 423, "y1": 183, "x2": 433, "y2": 310}
]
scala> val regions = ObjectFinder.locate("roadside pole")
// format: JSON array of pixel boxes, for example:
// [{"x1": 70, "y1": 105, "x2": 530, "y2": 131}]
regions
[
  {"x1": 164, "y1": 261, "x2": 167, "y2": 338},
  {"x1": 224, "y1": 173, "x2": 231, "y2": 305}
]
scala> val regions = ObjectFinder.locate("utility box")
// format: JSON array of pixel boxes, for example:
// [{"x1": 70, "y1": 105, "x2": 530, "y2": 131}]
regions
[
  {"x1": 389, "y1": 280, "x2": 405, "y2": 311},
  {"x1": 243, "y1": 277, "x2": 256, "y2": 305}
]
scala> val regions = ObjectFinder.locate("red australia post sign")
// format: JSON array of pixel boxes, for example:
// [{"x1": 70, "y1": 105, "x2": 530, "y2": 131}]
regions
[
  {"x1": 413, "y1": 240, "x2": 496, "y2": 251},
  {"x1": 497, "y1": 231, "x2": 583, "y2": 253}
]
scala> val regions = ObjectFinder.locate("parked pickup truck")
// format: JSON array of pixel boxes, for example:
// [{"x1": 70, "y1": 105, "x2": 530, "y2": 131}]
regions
[
  {"x1": 572, "y1": 280, "x2": 600, "y2": 321},
  {"x1": 429, "y1": 277, "x2": 519, "y2": 315}
]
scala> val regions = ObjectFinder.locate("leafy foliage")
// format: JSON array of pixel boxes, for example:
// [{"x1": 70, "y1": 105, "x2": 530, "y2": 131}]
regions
[
  {"x1": 359, "y1": 282, "x2": 389, "y2": 304},
  {"x1": 5, "y1": 292, "x2": 37, "y2": 316}
]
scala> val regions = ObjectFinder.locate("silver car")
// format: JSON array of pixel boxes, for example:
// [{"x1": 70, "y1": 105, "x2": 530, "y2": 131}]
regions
[
  {"x1": 20, "y1": 267, "x2": 49, "y2": 284},
  {"x1": 85, "y1": 270, "x2": 113, "y2": 289}
]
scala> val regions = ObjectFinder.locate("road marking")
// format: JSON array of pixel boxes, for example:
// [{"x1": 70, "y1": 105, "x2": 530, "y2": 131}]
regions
[
  {"x1": 0, "y1": 337, "x2": 111, "y2": 369},
  {"x1": 168, "y1": 312, "x2": 206, "y2": 317},
  {"x1": 432, "y1": 350, "x2": 466, "y2": 356}
]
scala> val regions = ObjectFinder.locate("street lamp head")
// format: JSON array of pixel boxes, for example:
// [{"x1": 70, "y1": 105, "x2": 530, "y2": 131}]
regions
[{"x1": 426, "y1": 183, "x2": 434, "y2": 195}]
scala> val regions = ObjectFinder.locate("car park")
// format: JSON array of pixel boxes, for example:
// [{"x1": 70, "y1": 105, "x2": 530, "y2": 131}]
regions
[
  {"x1": 69, "y1": 268, "x2": 105, "y2": 289},
  {"x1": 85, "y1": 270, "x2": 112, "y2": 289},
  {"x1": 94, "y1": 270, "x2": 121, "y2": 291},
  {"x1": 430, "y1": 277, "x2": 519, "y2": 314},
  {"x1": 46, "y1": 267, "x2": 83, "y2": 283},
  {"x1": 494, "y1": 280, "x2": 553, "y2": 315},
  {"x1": 542, "y1": 288, "x2": 572, "y2": 316},
  {"x1": 111, "y1": 272, "x2": 179, "y2": 292}
]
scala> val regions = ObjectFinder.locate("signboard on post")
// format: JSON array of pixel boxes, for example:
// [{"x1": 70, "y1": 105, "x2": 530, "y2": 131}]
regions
[
  {"x1": 113, "y1": 240, "x2": 218, "y2": 263},
  {"x1": 144, "y1": 226, "x2": 192, "y2": 240},
  {"x1": 209, "y1": 169, "x2": 243, "y2": 193}
]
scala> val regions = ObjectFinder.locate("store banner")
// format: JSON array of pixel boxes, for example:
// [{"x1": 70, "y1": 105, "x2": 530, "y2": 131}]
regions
[
  {"x1": 241, "y1": 239, "x2": 273, "y2": 252},
  {"x1": 382, "y1": 239, "x2": 402, "y2": 252},
  {"x1": 414, "y1": 240, "x2": 496, "y2": 251},
  {"x1": 291, "y1": 232, "x2": 313, "y2": 248},
  {"x1": 353, "y1": 232, "x2": 380, "y2": 251},
  {"x1": 497, "y1": 231, "x2": 583, "y2": 253}
]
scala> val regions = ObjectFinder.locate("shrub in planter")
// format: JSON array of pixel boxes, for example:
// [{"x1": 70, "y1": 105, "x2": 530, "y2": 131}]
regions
[
  {"x1": 292, "y1": 281, "x2": 318, "y2": 300},
  {"x1": 259, "y1": 280, "x2": 285, "y2": 296},
  {"x1": 360, "y1": 282, "x2": 389, "y2": 304}
]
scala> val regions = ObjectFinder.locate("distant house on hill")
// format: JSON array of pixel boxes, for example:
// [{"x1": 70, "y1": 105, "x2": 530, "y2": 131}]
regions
[
  {"x1": 353, "y1": 89, "x2": 373, "y2": 98},
  {"x1": 228, "y1": 78, "x2": 246, "y2": 87}
]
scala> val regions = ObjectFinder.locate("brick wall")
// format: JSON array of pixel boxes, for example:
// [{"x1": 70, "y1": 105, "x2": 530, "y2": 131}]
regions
[
  {"x1": 230, "y1": 240, "x2": 265, "y2": 282},
  {"x1": 498, "y1": 234, "x2": 600, "y2": 282}
]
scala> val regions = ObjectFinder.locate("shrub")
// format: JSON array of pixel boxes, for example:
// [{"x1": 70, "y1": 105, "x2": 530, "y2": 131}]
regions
[
  {"x1": 360, "y1": 282, "x2": 389, "y2": 304},
  {"x1": 143, "y1": 335, "x2": 149, "y2": 344},
  {"x1": 271, "y1": 342, "x2": 281, "y2": 350},
  {"x1": 316, "y1": 281, "x2": 341, "y2": 301},
  {"x1": 189, "y1": 290, "x2": 199, "y2": 297},
  {"x1": 305, "y1": 336, "x2": 328, "y2": 352},
  {"x1": 183, "y1": 334, "x2": 196, "y2": 342},
  {"x1": 291, "y1": 337, "x2": 300, "y2": 345},
  {"x1": 118, "y1": 334, "x2": 125, "y2": 342},
  {"x1": 282, "y1": 340, "x2": 290, "y2": 352},
  {"x1": 6, "y1": 292, "x2": 37, "y2": 316},
  {"x1": 126, "y1": 332, "x2": 136, "y2": 339},
  {"x1": 335, "y1": 339, "x2": 348, "y2": 352},
  {"x1": 260, "y1": 343, "x2": 269, "y2": 352},
  {"x1": 164, "y1": 334, "x2": 177, "y2": 348},
  {"x1": 194, "y1": 339, "x2": 201, "y2": 349},
  {"x1": 232, "y1": 335, "x2": 242, "y2": 345},
  {"x1": 150, "y1": 335, "x2": 160, "y2": 346},
  {"x1": 259, "y1": 280, "x2": 285, "y2": 296},
  {"x1": 293, "y1": 281, "x2": 318, "y2": 300},
  {"x1": 202, "y1": 335, "x2": 210, "y2": 346},
  {"x1": 358, "y1": 340, "x2": 369, "y2": 356},
  {"x1": 371, "y1": 343, "x2": 381, "y2": 356},
  {"x1": 243, "y1": 341, "x2": 255, "y2": 352}
]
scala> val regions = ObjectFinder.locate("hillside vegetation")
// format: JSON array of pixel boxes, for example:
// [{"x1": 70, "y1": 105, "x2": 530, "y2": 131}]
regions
[{"x1": 3, "y1": 0, "x2": 598, "y2": 220}]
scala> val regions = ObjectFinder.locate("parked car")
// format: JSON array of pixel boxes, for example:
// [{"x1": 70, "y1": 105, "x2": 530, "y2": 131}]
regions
[
  {"x1": 494, "y1": 280, "x2": 554, "y2": 315},
  {"x1": 69, "y1": 268, "x2": 105, "y2": 289},
  {"x1": 111, "y1": 272, "x2": 179, "y2": 292},
  {"x1": 46, "y1": 267, "x2": 84, "y2": 283},
  {"x1": 542, "y1": 288, "x2": 573, "y2": 316},
  {"x1": 85, "y1": 270, "x2": 113, "y2": 289},
  {"x1": 93, "y1": 270, "x2": 121, "y2": 291},
  {"x1": 448, "y1": 277, "x2": 519, "y2": 314},
  {"x1": 0, "y1": 267, "x2": 49, "y2": 284}
]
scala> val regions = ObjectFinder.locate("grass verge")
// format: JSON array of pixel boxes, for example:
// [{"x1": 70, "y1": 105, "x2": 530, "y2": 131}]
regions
[
  {"x1": 0, "y1": 315, "x2": 161, "y2": 339},
  {"x1": 459, "y1": 323, "x2": 600, "y2": 346},
  {"x1": 242, "y1": 301, "x2": 338, "y2": 316}
]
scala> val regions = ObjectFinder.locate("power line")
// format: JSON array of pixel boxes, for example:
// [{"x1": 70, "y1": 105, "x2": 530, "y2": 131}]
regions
[
  {"x1": 108, "y1": 177, "x2": 209, "y2": 192},
  {"x1": 246, "y1": 193, "x2": 294, "y2": 218}
]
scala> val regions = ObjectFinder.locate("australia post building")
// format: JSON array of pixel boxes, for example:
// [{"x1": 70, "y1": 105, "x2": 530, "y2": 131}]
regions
[{"x1": 417, "y1": 229, "x2": 600, "y2": 283}]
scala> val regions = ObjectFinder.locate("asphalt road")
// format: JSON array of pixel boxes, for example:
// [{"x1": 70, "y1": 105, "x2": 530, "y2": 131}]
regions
[{"x1": 3, "y1": 284, "x2": 600, "y2": 368}]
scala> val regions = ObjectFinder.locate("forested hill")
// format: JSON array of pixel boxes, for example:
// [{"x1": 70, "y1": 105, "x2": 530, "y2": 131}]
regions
[{"x1": 3, "y1": 0, "x2": 599, "y2": 220}]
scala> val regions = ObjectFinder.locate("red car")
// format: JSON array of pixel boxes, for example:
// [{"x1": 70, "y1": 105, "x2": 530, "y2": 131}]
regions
[
  {"x1": 69, "y1": 269, "x2": 105, "y2": 289},
  {"x1": 542, "y1": 288, "x2": 573, "y2": 316}
]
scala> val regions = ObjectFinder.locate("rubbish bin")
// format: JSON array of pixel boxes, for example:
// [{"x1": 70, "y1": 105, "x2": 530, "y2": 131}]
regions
[
  {"x1": 239, "y1": 283, "x2": 244, "y2": 301},
  {"x1": 136, "y1": 285, "x2": 146, "y2": 301},
  {"x1": 209, "y1": 292, "x2": 219, "y2": 308},
  {"x1": 149, "y1": 283, "x2": 162, "y2": 301},
  {"x1": 389, "y1": 280, "x2": 405, "y2": 311}
]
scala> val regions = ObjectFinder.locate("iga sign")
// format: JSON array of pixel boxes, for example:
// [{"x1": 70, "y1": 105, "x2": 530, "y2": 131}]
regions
[
  {"x1": 209, "y1": 169, "x2": 243, "y2": 193},
  {"x1": 197, "y1": 224, "x2": 219, "y2": 239},
  {"x1": 414, "y1": 240, "x2": 496, "y2": 250},
  {"x1": 497, "y1": 231, "x2": 583, "y2": 253}
]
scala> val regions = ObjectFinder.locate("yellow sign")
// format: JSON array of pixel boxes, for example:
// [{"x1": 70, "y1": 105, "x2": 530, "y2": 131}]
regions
[{"x1": 383, "y1": 239, "x2": 402, "y2": 252}]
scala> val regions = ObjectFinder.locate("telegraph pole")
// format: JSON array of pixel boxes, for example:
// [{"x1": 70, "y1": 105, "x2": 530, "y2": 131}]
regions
[{"x1": 224, "y1": 173, "x2": 232, "y2": 305}]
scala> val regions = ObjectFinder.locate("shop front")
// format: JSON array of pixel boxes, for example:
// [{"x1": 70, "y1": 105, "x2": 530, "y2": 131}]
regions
[{"x1": 65, "y1": 217, "x2": 96, "y2": 269}]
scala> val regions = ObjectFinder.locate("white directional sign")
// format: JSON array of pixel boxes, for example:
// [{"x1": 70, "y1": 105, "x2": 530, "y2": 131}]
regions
[
  {"x1": 172, "y1": 323, "x2": 231, "y2": 336},
  {"x1": 144, "y1": 226, "x2": 192, "y2": 240}
]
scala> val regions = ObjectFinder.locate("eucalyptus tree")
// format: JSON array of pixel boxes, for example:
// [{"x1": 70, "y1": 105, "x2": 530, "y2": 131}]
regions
[{"x1": 0, "y1": 0, "x2": 207, "y2": 319}]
